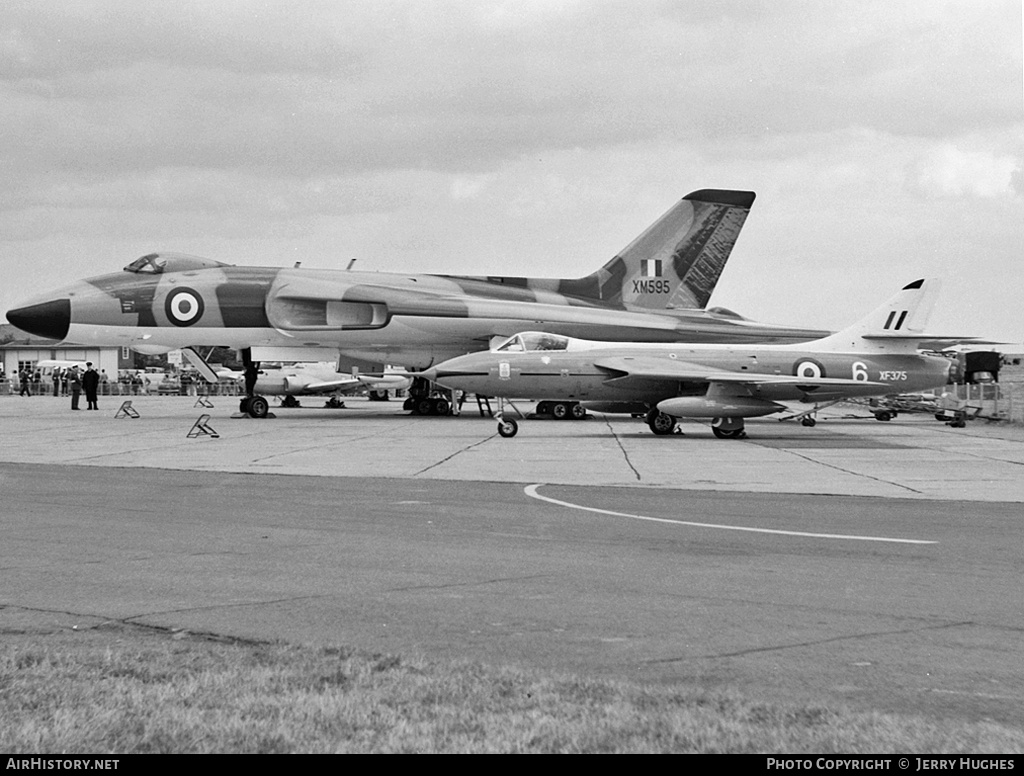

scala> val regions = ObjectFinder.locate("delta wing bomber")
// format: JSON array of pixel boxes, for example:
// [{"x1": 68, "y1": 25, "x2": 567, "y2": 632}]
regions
[{"x1": 8, "y1": 190, "x2": 827, "y2": 376}]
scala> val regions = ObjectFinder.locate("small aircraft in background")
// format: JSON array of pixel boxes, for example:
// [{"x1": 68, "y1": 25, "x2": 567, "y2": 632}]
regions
[
  {"x1": 423, "y1": 279, "x2": 967, "y2": 439},
  {"x1": 251, "y1": 362, "x2": 411, "y2": 407},
  {"x1": 211, "y1": 361, "x2": 410, "y2": 410}
]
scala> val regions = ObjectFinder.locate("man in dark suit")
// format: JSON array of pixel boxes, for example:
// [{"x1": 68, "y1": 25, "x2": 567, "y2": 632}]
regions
[{"x1": 82, "y1": 362, "x2": 100, "y2": 411}]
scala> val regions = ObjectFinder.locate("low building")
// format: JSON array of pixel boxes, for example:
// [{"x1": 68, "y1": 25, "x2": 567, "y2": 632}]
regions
[{"x1": 0, "y1": 323, "x2": 129, "y2": 394}]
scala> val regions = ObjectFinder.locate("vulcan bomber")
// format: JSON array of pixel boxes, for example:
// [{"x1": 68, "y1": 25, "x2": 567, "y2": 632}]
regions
[{"x1": 6, "y1": 189, "x2": 828, "y2": 416}]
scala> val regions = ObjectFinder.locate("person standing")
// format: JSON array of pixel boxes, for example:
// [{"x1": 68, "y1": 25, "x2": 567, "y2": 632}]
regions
[
  {"x1": 52, "y1": 368, "x2": 61, "y2": 397},
  {"x1": 82, "y1": 362, "x2": 100, "y2": 410},
  {"x1": 69, "y1": 367, "x2": 82, "y2": 410},
  {"x1": 19, "y1": 368, "x2": 31, "y2": 396}
]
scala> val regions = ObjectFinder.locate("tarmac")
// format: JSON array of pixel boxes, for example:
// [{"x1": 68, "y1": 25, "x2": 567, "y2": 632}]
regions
[
  {"x1": 2, "y1": 394, "x2": 1023, "y2": 726},
  {"x1": 2, "y1": 393, "x2": 1024, "y2": 501}
]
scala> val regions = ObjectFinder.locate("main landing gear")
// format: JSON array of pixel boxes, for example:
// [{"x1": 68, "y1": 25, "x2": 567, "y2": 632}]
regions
[
  {"x1": 645, "y1": 409, "x2": 677, "y2": 436},
  {"x1": 403, "y1": 376, "x2": 453, "y2": 416},
  {"x1": 711, "y1": 417, "x2": 747, "y2": 439},
  {"x1": 240, "y1": 395, "x2": 270, "y2": 419},
  {"x1": 645, "y1": 410, "x2": 747, "y2": 439},
  {"x1": 536, "y1": 401, "x2": 587, "y2": 420}
]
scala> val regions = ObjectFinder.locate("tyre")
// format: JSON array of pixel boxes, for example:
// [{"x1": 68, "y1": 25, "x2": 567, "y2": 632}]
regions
[
  {"x1": 551, "y1": 402, "x2": 570, "y2": 420},
  {"x1": 712, "y1": 425, "x2": 744, "y2": 439},
  {"x1": 248, "y1": 395, "x2": 270, "y2": 419},
  {"x1": 647, "y1": 412, "x2": 676, "y2": 436},
  {"x1": 497, "y1": 418, "x2": 518, "y2": 437},
  {"x1": 570, "y1": 403, "x2": 587, "y2": 420},
  {"x1": 434, "y1": 398, "x2": 450, "y2": 416}
]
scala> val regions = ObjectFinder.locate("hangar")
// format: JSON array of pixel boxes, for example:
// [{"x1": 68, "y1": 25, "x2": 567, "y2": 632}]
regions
[{"x1": 0, "y1": 323, "x2": 126, "y2": 394}]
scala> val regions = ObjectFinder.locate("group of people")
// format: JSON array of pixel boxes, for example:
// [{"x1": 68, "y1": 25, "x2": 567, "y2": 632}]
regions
[{"x1": 11, "y1": 363, "x2": 102, "y2": 410}]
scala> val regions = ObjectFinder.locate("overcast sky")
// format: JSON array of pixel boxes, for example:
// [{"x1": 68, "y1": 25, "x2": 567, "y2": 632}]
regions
[{"x1": 2, "y1": 0, "x2": 1022, "y2": 341}]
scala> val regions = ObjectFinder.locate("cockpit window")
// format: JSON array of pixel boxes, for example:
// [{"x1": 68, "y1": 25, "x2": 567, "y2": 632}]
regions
[
  {"x1": 124, "y1": 254, "x2": 167, "y2": 274},
  {"x1": 123, "y1": 252, "x2": 231, "y2": 274},
  {"x1": 495, "y1": 332, "x2": 569, "y2": 352}
]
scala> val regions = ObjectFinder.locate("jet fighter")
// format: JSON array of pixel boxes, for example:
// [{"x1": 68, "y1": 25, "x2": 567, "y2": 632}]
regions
[{"x1": 423, "y1": 279, "x2": 962, "y2": 439}]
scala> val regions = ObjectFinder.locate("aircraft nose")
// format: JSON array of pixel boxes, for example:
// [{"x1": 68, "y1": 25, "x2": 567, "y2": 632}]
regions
[{"x1": 6, "y1": 299, "x2": 71, "y2": 341}]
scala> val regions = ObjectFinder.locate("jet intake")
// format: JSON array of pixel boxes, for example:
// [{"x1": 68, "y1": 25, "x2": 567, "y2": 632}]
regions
[
  {"x1": 269, "y1": 297, "x2": 388, "y2": 330},
  {"x1": 657, "y1": 395, "x2": 785, "y2": 418}
]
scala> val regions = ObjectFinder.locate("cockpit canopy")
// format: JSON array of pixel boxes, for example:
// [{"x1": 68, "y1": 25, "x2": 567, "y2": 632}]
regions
[
  {"x1": 124, "y1": 253, "x2": 231, "y2": 275},
  {"x1": 705, "y1": 306, "x2": 748, "y2": 321},
  {"x1": 494, "y1": 331, "x2": 571, "y2": 353}
]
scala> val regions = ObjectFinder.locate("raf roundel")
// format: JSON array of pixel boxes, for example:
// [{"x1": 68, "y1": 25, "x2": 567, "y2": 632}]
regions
[
  {"x1": 793, "y1": 358, "x2": 826, "y2": 379},
  {"x1": 165, "y1": 287, "x2": 205, "y2": 327}
]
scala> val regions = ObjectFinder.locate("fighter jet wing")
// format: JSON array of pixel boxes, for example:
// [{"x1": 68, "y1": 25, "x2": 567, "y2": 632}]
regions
[{"x1": 592, "y1": 356, "x2": 890, "y2": 391}]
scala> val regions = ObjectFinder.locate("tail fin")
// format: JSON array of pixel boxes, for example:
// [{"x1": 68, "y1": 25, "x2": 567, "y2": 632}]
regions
[
  {"x1": 810, "y1": 279, "x2": 943, "y2": 354},
  {"x1": 558, "y1": 189, "x2": 755, "y2": 310}
]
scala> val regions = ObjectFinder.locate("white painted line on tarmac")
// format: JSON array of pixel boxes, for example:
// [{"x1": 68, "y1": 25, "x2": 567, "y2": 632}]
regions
[{"x1": 524, "y1": 484, "x2": 937, "y2": 545}]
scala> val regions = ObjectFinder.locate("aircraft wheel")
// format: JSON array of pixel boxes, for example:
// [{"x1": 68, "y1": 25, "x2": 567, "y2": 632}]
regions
[
  {"x1": 551, "y1": 402, "x2": 570, "y2": 420},
  {"x1": 712, "y1": 425, "x2": 745, "y2": 440},
  {"x1": 497, "y1": 418, "x2": 518, "y2": 438},
  {"x1": 434, "y1": 398, "x2": 450, "y2": 416},
  {"x1": 248, "y1": 395, "x2": 270, "y2": 419},
  {"x1": 416, "y1": 398, "x2": 435, "y2": 415},
  {"x1": 240, "y1": 397, "x2": 252, "y2": 414},
  {"x1": 711, "y1": 417, "x2": 745, "y2": 439},
  {"x1": 570, "y1": 403, "x2": 587, "y2": 420},
  {"x1": 934, "y1": 413, "x2": 947, "y2": 422},
  {"x1": 647, "y1": 412, "x2": 677, "y2": 436},
  {"x1": 801, "y1": 417, "x2": 816, "y2": 427},
  {"x1": 537, "y1": 401, "x2": 552, "y2": 415},
  {"x1": 281, "y1": 395, "x2": 300, "y2": 408},
  {"x1": 874, "y1": 411, "x2": 893, "y2": 422}
]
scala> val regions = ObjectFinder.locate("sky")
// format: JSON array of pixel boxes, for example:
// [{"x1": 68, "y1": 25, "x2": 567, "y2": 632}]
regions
[{"x1": 2, "y1": 0, "x2": 1022, "y2": 342}]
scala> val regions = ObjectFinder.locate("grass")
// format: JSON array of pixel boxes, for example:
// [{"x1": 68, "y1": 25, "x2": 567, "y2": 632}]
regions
[{"x1": 2, "y1": 623, "x2": 1022, "y2": 753}]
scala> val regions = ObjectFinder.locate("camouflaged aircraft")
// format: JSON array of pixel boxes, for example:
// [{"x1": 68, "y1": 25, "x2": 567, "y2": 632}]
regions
[
  {"x1": 423, "y1": 279, "x2": 960, "y2": 439},
  {"x1": 7, "y1": 189, "x2": 827, "y2": 417}
]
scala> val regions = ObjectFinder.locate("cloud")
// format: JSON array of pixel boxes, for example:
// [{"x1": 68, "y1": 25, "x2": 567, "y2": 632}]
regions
[
  {"x1": 911, "y1": 144, "x2": 1022, "y2": 199},
  {"x1": 1, "y1": 1, "x2": 1021, "y2": 340}
]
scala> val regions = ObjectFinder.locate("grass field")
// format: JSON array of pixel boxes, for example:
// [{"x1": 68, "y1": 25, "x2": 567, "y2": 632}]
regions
[{"x1": 2, "y1": 622, "x2": 1022, "y2": 754}]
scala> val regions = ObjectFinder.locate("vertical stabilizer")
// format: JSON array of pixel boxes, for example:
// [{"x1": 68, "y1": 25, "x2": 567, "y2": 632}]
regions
[
  {"x1": 557, "y1": 189, "x2": 756, "y2": 310},
  {"x1": 809, "y1": 279, "x2": 942, "y2": 353}
]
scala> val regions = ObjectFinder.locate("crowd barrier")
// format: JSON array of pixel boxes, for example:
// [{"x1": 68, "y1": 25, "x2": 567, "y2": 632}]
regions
[{"x1": 1, "y1": 381, "x2": 245, "y2": 397}]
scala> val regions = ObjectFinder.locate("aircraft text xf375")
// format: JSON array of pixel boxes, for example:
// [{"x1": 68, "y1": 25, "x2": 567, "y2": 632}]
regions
[
  {"x1": 7, "y1": 190, "x2": 827, "y2": 378},
  {"x1": 423, "y1": 279, "x2": 961, "y2": 440}
]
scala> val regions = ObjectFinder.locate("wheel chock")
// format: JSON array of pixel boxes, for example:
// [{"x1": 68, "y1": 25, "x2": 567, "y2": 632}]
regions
[
  {"x1": 114, "y1": 401, "x2": 140, "y2": 419},
  {"x1": 187, "y1": 413, "x2": 220, "y2": 439},
  {"x1": 194, "y1": 396, "x2": 214, "y2": 408}
]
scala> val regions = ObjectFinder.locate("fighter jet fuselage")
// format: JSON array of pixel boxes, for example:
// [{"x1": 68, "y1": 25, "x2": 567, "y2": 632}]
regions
[{"x1": 424, "y1": 279, "x2": 959, "y2": 438}]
